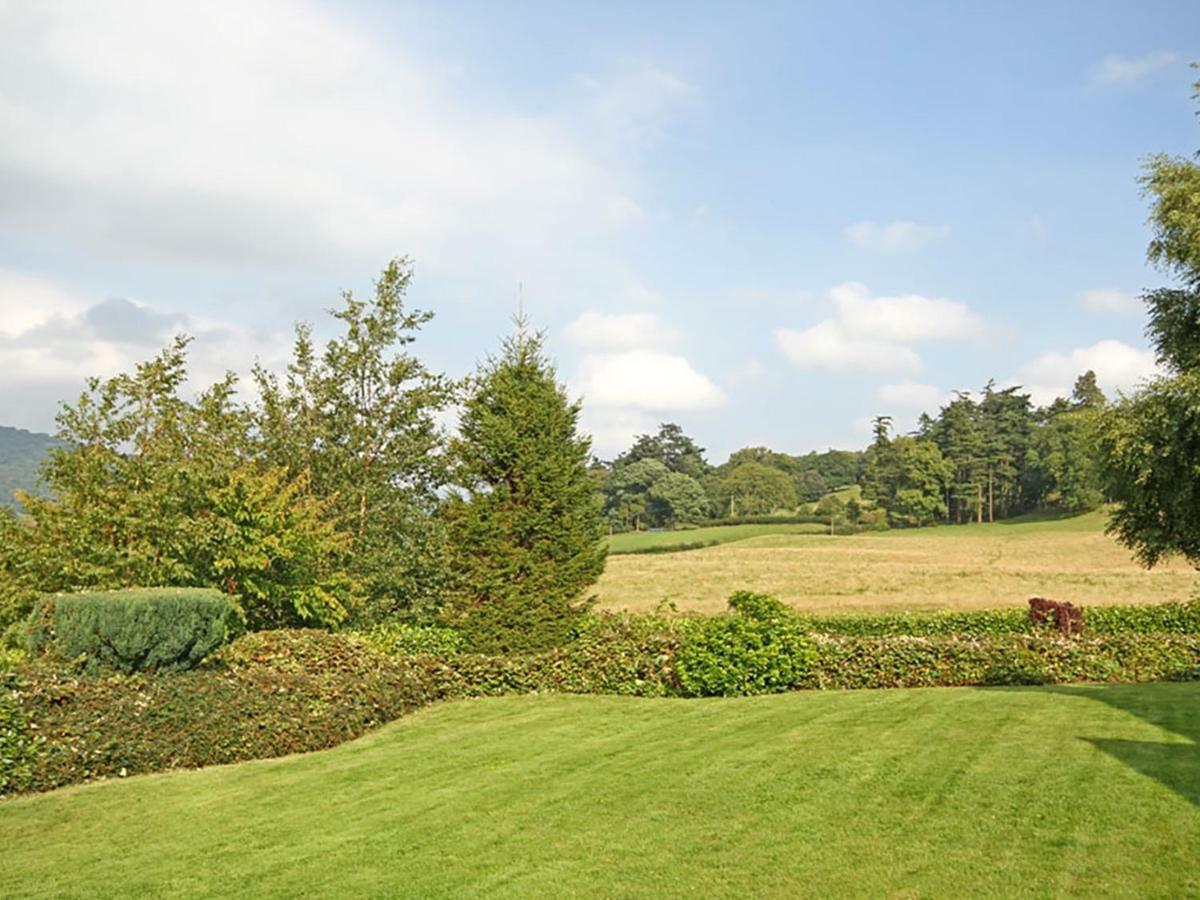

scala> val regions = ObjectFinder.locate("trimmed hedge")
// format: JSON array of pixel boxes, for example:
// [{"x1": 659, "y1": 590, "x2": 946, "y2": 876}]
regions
[
  {"x1": 795, "y1": 600, "x2": 1200, "y2": 638},
  {"x1": 813, "y1": 633, "x2": 1200, "y2": 689},
  {"x1": 10, "y1": 630, "x2": 453, "y2": 793},
  {"x1": 26, "y1": 588, "x2": 242, "y2": 674}
]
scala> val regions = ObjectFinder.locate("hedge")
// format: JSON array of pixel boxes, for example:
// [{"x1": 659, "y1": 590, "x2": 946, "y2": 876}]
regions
[
  {"x1": 6, "y1": 597, "x2": 1200, "y2": 795},
  {"x1": 9, "y1": 631, "x2": 453, "y2": 794},
  {"x1": 795, "y1": 600, "x2": 1200, "y2": 638},
  {"x1": 26, "y1": 588, "x2": 242, "y2": 674},
  {"x1": 0, "y1": 675, "x2": 40, "y2": 795}
]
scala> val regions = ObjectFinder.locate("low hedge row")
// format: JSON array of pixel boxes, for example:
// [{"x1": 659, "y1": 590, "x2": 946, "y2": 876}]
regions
[
  {"x1": 6, "y1": 631, "x2": 452, "y2": 795},
  {"x1": 794, "y1": 600, "x2": 1200, "y2": 638}
]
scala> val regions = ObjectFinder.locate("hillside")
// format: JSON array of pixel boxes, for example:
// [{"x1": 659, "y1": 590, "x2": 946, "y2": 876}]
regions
[{"x1": 0, "y1": 426, "x2": 57, "y2": 507}]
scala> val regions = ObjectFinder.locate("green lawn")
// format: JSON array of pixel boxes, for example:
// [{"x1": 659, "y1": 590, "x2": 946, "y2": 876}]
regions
[
  {"x1": 3, "y1": 684, "x2": 1198, "y2": 897},
  {"x1": 608, "y1": 521, "x2": 827, "y2": 553}
]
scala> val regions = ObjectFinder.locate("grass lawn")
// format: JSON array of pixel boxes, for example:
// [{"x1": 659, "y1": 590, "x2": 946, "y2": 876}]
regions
[
  {"x1": 597, "y1": 509, "x2": 1197, "y2": 614},
  {"x1": 608, "y1": 521, "x2": 828, "y2": 554},
  {"x1": 2, "y1": 684, "x2": 1198, "y2": 898}
]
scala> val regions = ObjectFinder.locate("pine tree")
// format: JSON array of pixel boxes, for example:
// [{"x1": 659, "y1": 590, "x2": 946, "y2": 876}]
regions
[{"x1": 443, "y1": 318, "x2": 606, "y2": 653}]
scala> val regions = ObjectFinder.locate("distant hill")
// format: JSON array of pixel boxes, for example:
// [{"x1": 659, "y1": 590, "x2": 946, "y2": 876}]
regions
[{"x1": 0, "y1": 425, "x2": 58, "y2": 508}]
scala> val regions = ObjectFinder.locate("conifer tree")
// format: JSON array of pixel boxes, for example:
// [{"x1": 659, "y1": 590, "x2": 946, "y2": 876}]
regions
[{"x1": 443, "y1": 318, "x2": 606, "y2": 653}]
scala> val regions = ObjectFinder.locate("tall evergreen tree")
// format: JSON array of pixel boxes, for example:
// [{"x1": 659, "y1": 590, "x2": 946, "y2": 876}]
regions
[{"x1": 443, "y1": 318, "x2": 606, "y2": 653}]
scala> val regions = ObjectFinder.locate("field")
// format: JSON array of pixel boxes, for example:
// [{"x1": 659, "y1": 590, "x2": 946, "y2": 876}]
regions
[
  {"x1": 608, "y1": 521, "x2": 828, "y2": 553},
  {"x1": 1, "y1": 684, "x2": 1197, "y2": 898},
  {"x1": 596, "y1": 510, "x2": 1197, "y2": 614}
]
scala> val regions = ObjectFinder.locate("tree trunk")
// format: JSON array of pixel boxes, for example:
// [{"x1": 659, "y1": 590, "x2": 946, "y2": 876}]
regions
[{"x1": 988, "y1": 466, "x2": 994, "y2": 523}]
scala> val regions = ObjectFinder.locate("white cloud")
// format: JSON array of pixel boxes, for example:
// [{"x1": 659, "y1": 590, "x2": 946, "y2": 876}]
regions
[
  {"x1": 879, "y1": 380, "x2": 947, "y2": 410},
  {"x1": 775, "y1": 283, "x2": 983, "y2": 375},
  {"x1": 0, "y1": 269, "x2": 91, "y2": 337},
  {"x1": 570, "y1": 350, "x2": 725, "y2": 411},
  {"x1": 775, "y1": 321, "x2": 922, "y2": 373},
  {"x1": 1092, "y1": 51, "x2": 1177, "y2": 86},
  {"x1": 1082, "y1": 288, "x2": 1140, "y2": 314},
  {"x1": 563, "y1": 306, "x2": 724, "y2": 455},
  {"x1": 0, "y1": 269, "x2": 291, "y2": 430},
  {"x1": 564, "y1": 311, "x2": 678, "y2": 351},
  {"x1": 844, "y1": 220, "x2": 950, "y2": 253},
  {"x1": 0, "y1": 0, "x2": 661, "y2": 287},
  {"x1": 1016, "y1": 339, "x2": 1162, "y2": 406},
  {"x1": 831, "y1": 282, "x2": 983, "y2": 343}
]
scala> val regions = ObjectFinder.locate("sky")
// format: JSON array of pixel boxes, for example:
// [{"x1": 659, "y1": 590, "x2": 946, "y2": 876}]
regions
[{"x1": 1, "y1": 0, "x2": 1197, "y2": 461}]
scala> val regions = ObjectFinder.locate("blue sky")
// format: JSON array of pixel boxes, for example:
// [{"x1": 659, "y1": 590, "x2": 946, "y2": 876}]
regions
[{"x1": 0, "y1": 1, "x2": 1196, "y2": 459}]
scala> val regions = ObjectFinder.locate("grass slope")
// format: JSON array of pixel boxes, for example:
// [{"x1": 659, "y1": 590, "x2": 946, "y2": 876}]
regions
[
  {"x1": 2, "y1": 684, "x2": 1198, "y2": 898},
  {"x1": 597, "y1": 509, "x2": 1196, "y2": 614},
  {"x1": 608, "y1": 521, "x2": 827, "y2": 554}
]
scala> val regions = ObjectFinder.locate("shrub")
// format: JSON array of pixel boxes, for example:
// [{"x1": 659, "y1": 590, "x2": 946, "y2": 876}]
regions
[
  {"x1": 361, "y1": 622, "x2": 465, "y2": 656},
  {"x1": 675, "y1": 593, "x2": 818, "y2": 696},
  {"x1": 1029, "y1": 597, "x2": 1083, "y2": 636},
  {"x1": 12, "y1": 630, "x2": 455, "y2": 793},
  {"x1": 0, "y1": 675, "x2": 41, "y2": 796},
  {"x1": 26, "y1": 588, "x2": 242, "y2": 675}
]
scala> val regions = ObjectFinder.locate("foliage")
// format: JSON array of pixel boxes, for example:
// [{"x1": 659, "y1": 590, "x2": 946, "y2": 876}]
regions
[
  {"x1": 602, "y1": 458, "x2": 670, "y2": 531},
  {"x1": 1027, "y1": 403, "x2": 1105, "y2": 514},
  {"x1": 0, "y1": 676, "x2": 41, "y2": 796},
  {"x1": 0, "y1": 340, "x2": 355, "y2": 632},
  {"x1": 646, "y1": 471, "x2": 710, "y2": 526},
  {"x1": 8, "y1": 594, "x2": 1200, "y2": 795},
  {"x1": 1100, "y1": 69, "x2": 1200, "y2": 569},
  {"x1": 613, "y1": 423, "x2": 710, "y2": 480},
  {"x1": 1100, "y1": 369, "x2": 1200, "y2": 567},
  {"x1": 11, "y1": 630, "x2": 453, "y2": 793},
  {"x1": 443, "y1": 320, "x2": 606, "y2": 654},
  {"x1": 254, "y1": 259, "x2": 453, "y2": 623},
  {"x1": 710, "y1": 460, "x2": 798, "y2": 517},
  {"x1": 26, "y1": 588, "x2": 242, "y2": 675},
  {"x1": 796, "y1": 600, "x2": 1200, "y2": 637},
  {"x1": 674, "y1": 592, "x2": 819, "y2": 696},
  {"x1": 361, "y1": 621, "x2": 465, "y2": 656},
  {"x1": 0, "y1": 647, "x2": 26, "y2": 672},
  {"x1": 813, "y1": 633, "x2": 1200, "y2": 689},
  {"x1": 862, "y1": 420, "x2": 950, "y2": 527}
]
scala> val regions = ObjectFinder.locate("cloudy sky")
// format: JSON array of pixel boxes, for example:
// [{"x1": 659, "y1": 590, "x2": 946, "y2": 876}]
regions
[{"x1": 1, "y1": 1, "x2": 1196, "y2": 459}]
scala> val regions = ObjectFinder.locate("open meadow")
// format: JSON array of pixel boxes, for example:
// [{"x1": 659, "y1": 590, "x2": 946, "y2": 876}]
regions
[
  {"x1": 2, "y1": 684, "x2": 1197, "y2": 898},
  {"x1": 597, "y1": 510, "x2": 1197, "y2": 615}
]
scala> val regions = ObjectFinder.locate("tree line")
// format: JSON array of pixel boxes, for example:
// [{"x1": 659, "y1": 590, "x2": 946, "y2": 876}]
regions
[{"x1": 593, "y1": 366, "x2": 1106, "y2": 535}]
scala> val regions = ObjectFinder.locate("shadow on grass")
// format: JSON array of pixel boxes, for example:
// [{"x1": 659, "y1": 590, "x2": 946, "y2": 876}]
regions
[{"x1": 1043, "y1": 683, "x2": 1200, "y2": 808}]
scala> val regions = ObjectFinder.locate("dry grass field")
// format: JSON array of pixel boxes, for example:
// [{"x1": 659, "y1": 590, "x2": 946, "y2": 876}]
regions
[{"x1": 595, "y1": 509, "x2": 1197, "y2": 614}]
